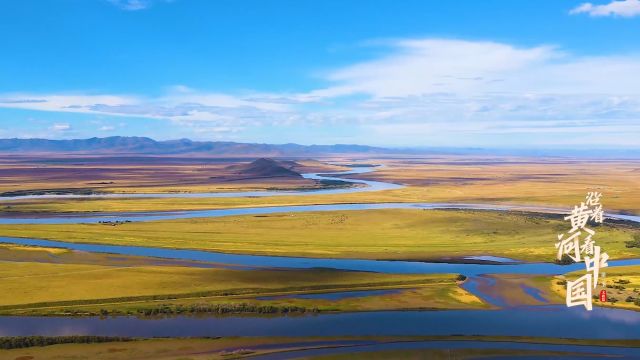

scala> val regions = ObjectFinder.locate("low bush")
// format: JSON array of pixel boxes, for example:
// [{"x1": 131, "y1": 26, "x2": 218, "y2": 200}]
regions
[{"x1": 0, "y1": 336, "x2": 131, "y2": 350}]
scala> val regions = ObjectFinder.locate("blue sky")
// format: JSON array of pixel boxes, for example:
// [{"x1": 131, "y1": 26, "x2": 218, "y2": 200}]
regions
[{"x1": 1, "y1": 0, "x2": 639, "y2": 148}]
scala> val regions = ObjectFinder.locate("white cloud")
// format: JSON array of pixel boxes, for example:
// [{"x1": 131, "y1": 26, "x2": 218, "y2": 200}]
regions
[
  {"x1": 168, "y1": 84, "x2": 195, "y2": 93},
  {"x1": 108, "y1": 0, "x2": 151, "y2": 11},
  {"x1": 317, "y1": 39, "x2": 557, "y2": 98},
  {"x1": 0, "y1": 93, "x2": 139, "y2": 113},
  {"x1": 299, "y1": 39, "x2": 640, "y2": 131},
  {"x1": 107, "y1": 0, "x2": 175, "y2": 11},
  {"x1": 307, "y1": 39, "x2": 640, "y2": 146},
  {"x1": 570, "y1": 0, "x2": 640, "y2": 17},
  {"x1": 99, "y1": 125, "x2": 115, "y2": 131},
  {"x1": 313, "y1": 39, "x2": 640, "y2": 98},
  {"x1": 1, "y1": 38, "x2": 639, "y2": 147},
  {"x1": 0, "y1": 91, "x2": 290, "y2": 126},
  {"x1": 50, "y1": 123, "x2": 71, "y2": 131}
]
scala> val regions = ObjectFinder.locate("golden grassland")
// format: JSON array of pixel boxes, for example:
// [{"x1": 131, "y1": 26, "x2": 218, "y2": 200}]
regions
[
  {"x1": 0, "y1": 243, "x2": 242, "y2": 269},
  {"x1": 0, "y1": 176, "x2": 327, "y2": 195},
  {"x1": 0, "y1": 159, "x2": 347, "y2": 194},
  {"x1": 553, "y1": 265, "x2": 640, "y2": 311},
  {"x1": 0, "y1": 258, "x2": 482, "y2": 315},
  {"x1": 2, "y1": 157, "x2": 638, "y2": 214},
  {"x1": 46, "y1": 284, "x2": 484, "y2": 317},
  {"x1": 357, "y1": 158, "x2": 640, "y2": 213},
  {"x1": 0, "y1": 243, "x2": 67, "y2": 255},
  {"x1": 1, "y1": 209, "x2": 637, "y2": 262},
  {"x1": 2, "y1": 336, "x2": 640, "y2": 360}
]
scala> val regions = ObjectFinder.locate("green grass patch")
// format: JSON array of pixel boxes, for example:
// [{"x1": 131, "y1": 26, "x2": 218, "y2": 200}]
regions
[
  {"x1": 0, "y1": 259, "x2": 480, "y2": 315},
  {"x1": 1, "y1": 209, "x2": 637, "y2": 262}
]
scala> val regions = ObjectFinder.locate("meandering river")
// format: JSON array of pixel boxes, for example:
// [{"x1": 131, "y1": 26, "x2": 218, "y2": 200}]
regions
[
  {"x1": 1, "y1": 165, "x2": 639, "y2": 343},
  {"x1": 0, "y1": 165, "x2": 637, "y2": 225},
  {"x1": 3, "y1": 236, "x2": 640, "y2": 275},
  {"x1": 0, "y1": 166, "x2": 402, "y2": 201}
]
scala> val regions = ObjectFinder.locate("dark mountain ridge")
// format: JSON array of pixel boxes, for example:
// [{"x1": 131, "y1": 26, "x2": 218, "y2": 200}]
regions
[{"x1": 224, "y1": 158, "x2": 303, "y2": 179}]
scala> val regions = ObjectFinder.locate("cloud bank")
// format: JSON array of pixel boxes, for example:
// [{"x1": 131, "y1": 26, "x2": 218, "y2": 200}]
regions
[
  {"x1": 2, "y1": 38, "x2": 639, "y2": 146},
  {"x1": 570, "y1": 0, "x2": 640, "y2": 17}
]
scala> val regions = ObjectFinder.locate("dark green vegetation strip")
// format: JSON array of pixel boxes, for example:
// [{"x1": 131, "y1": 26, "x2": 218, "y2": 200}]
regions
[
  {"x1": 4, "y1": 335, "x2": 640, "y2": 351},
  {"x1": 0, "y1": 336, "x2": 133, "y2": 350},
  {"x1": 123, "y1": 303, "x2": 315, "y2": 317}
]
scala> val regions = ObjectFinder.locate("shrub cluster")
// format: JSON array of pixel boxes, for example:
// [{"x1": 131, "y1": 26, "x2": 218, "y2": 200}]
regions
[
  {"x1": 93, "y1": 303, "x2": 319, "y2": 317},
  {"x1": 138, "y1": 303, "x2": 316, "y2": 316},
  {"x1": 555, "y1": 254, "x2": 575, "y2": 265},
  {"x1": 0, "y1": 336, "x2": 131, "y2": 350},
  {"x1": 625, "y1": 234, "x2": 640, "y2": 248}
]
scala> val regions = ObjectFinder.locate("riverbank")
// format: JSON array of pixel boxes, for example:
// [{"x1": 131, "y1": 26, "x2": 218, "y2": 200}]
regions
[{"x1": 4, "y1": 335, "x2": 640, "y2": 360}]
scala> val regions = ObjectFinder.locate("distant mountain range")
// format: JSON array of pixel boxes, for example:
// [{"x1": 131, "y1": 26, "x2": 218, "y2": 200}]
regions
[
  {"x1": 1, "y1": 137, "x2": 637, "y2": 158},
  {"x1": 0, "y1": 137, "x2": 388, "y2": 156}
]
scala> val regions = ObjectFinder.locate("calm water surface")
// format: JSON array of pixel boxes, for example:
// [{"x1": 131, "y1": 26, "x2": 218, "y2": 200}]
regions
[
  {"x1": 2, "y1": 307, "x2": 640, "y2": 338},
  {"x1": 4, "y1": 236, "x2": 640, "y2": 275},
  {"x1": 250, "y1": 340, "x2": 640, "y2": 360}
]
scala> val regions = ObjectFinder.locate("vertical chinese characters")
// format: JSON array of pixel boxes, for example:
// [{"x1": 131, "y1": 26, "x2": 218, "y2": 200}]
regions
[{"x1": 556, "y1": 192, "x2": 607, "y2": 311}]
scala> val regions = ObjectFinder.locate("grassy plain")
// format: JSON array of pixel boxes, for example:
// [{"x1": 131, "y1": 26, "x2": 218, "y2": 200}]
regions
[
  {"x1": 42, "y1": 285, "x2": 483, "y2": 317},
  {"x1": 2, "y1": 336, "x2": 639, "y2": 360},
  {"x1": 0, "y1": 257, "x2": 481, "y2": 315},
  {"x1": 1, "y1": 209, "x2": 638, "y2": 262},
  {"x1": 0, "y1": 156, "x2": 346, "y2": 195},
  {"x1": 552, "y1": 265, "x2": 640, "y2": 311},
  {"x1": 357, "y1": 157, "x2": 640, "y2": 213},
  {"x1": 0, "y1": 243, "x2": 229, "y2": 268},
  {"x1": 2, "y1": 157, "x2": 638, "y2": 214}
]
